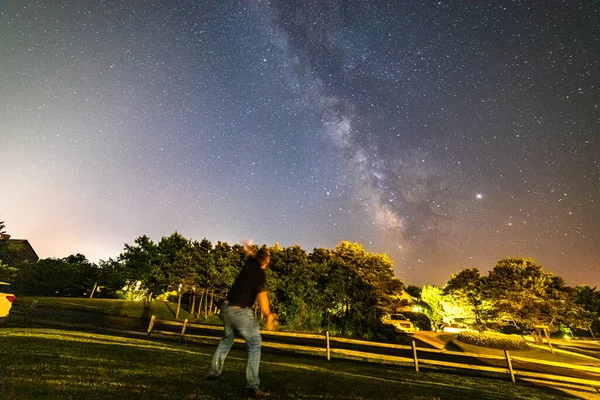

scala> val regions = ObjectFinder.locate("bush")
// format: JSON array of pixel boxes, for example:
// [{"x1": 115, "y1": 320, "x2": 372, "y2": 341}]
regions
[{"x1": 457, "y1": 331, "x2": 528, "y2": 351}]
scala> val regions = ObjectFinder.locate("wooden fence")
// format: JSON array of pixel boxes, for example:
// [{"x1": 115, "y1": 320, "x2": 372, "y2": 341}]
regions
[{"x1": 146, "y1": 315, "x2": 600, "y2": 388}]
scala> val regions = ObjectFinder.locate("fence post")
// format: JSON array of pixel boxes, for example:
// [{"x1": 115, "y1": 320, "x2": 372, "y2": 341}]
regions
[
  {"x1": 411, "y1": 340, "x2": 419, "y2": 372},
  {"x1": 180, "y1": 319, "x2": 189, "y2": 343},
  {"x1": 504, "y1": 350, "x2": 515, "y2": 383},
  {"x1": 147, "y1": 315, "x2": 156, "y2": 336},
  {"x1": 326, "y1": 331, "x2": 331, "y2": 361}
]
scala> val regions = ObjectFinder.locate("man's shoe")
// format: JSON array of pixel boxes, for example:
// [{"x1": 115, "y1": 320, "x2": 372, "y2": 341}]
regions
[
  {"x1": 245, "y1": 387, "x2": 270, "y2": 399},
  {"x1": 205, "y1": 374, "x2": 219, "y2": 381}
]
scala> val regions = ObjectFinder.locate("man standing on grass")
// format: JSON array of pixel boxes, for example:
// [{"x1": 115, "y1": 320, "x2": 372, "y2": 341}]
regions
[{"x1": 206, "y1": 246, "x2": 276, "y2": 399}]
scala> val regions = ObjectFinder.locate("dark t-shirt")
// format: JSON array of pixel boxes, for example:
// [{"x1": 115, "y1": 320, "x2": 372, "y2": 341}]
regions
[{"x1": 226, "y1": 258, "x2": 266, "y2": 308}]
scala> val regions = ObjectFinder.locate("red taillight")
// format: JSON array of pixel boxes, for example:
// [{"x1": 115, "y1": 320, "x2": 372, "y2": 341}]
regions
[{"x1": 6, "y1": 295, "x2": 15, "y2": 303}]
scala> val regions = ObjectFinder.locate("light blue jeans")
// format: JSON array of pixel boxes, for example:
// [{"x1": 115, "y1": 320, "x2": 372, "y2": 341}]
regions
[{"x1": 206, "y1": 305, "x2": 262, "y2": 388}]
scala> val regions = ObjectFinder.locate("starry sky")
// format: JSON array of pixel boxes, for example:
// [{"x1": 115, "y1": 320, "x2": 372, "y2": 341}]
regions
[{"x1": 1, "y1": 0, "x2": 599, "y2": 288}]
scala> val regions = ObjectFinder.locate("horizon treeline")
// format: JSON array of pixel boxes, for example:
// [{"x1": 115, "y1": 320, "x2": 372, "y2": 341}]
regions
[{"x1": 2, "y1": 231, "x2": 600, "y2": 338}]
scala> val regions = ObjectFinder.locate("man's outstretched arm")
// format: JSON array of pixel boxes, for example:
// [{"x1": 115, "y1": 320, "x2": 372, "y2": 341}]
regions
[{"x1": 257, "y1": 291, "x2": 276, "y2": 330}]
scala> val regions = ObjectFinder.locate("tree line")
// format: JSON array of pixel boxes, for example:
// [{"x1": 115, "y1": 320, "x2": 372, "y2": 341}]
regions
[
  {"x1": 409, "y1": 258, "x2": 600, "y2": 340},
  {"x1": 1, "y1": 225, "x2": 599, "y2": 339},
  {"x1": 1, "y1": 231, "x2": 404, "y2": 338}
]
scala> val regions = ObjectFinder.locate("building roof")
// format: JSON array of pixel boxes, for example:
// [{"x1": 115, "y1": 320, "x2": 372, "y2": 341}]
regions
[{"x1": 0, "y1": 238, "x2": 39, "y2": 265}]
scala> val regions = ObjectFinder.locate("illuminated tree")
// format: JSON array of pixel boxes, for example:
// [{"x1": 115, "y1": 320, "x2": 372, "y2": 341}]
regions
[
  {"x1": 419, "y1": 285, "x2": 445, "y2": 327},
  {"x1": 443, "y1": 268, "x2": 491, "y2": 330}
]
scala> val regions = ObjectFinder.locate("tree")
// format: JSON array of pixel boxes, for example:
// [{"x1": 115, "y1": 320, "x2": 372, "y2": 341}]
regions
[
  {"x1": 119, "y1": 235, "x2": 164, "y2": 300},
  {"x1": 405, "y1": 285, "x2": 422, "y2": 299},
  {"x1": 0, "y1": 258, "x2": 17, "y2": 282},
  {"x1": 191, "y1": 238, "x2": 215, "y2": 318},
  {"x1": 444, "y1": 268, "x2": 489, "y2": 330},
  {"x1": 419, "y1": 285, "x2": 445, "y2": 328},
  {"x1": 0, "y1": 219, "x2": 5, "y2": 235},
  {"x1": 572, "y1": 286, "x2": 600, "y2": 334},
  {"x1": 205, "y1": 241, "x2": 242, "y2": 316},
  {"x1": 170, "y1": 243, "x2": 199, "y2": 318},
  {"x1": 156, "y1": 232, "x2": 192, "y2": 294},
  {"x1": 97, "y1": 258, "x2": 128, "y2": 297},
  {"x1": 269, "y1": 244, "x2": 321, "y2": 330},
  {"x1": 210, "y1": 241, "x2": 242, "y2": 296},
  {"x1": 316, "y1": 242, "x2": 404, "y2": 336},
  {"x1": 483, "y1": 258, "x2": 561, "y2": 334},
  {"x1": 64, "y1": 254, "x2": 99, "y2": 292},
  {"x1": 12, "y1": 255, "x2": 98, "y2": 296}
]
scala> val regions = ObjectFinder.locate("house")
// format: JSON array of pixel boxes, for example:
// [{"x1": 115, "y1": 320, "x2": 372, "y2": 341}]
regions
[
  {"x1": 0, "y1": 234, "x2": 39, "y2": 265},
  {"x1": 391, "y1": 290, "x2": 419, "y2": 313}
]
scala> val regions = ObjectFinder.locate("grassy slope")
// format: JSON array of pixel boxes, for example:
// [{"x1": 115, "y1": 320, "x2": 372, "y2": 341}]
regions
[
  {"x1": 0, "y1": 327, "x2": 581, "y2": 400},
  {"x1": 3, "y1": 298, "x2": 597, "y2": 399},
  {"x1": 16, "y1": 296, "x2": 199, "y2": 320}
]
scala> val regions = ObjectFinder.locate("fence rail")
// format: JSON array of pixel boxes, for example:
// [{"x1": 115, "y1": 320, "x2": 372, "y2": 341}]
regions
[{"x1": 146, "y1": 315, "x2": 600, "y2": 388}]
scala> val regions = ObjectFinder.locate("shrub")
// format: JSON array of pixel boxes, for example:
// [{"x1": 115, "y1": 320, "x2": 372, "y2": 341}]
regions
[{"x1": 457, "y1": 331, "x2": 528, "y2": 351}]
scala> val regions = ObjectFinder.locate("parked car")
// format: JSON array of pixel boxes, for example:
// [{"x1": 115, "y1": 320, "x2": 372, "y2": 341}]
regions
[
  {"x1": 381, "y1": 313, "x2": 416, "y2": 334},
  {"x1": 0, "y1": 282, "x2": 15, "y2": 318}
]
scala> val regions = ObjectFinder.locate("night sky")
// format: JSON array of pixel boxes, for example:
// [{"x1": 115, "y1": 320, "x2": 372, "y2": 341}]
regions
[{"x1": 1, "y1": 1, "x2": 598, "y2": 288}]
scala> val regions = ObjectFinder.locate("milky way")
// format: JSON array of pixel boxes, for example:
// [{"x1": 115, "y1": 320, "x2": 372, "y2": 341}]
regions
[{"x1": 1, "y1": 0, "x2": 598, "y2": 287}]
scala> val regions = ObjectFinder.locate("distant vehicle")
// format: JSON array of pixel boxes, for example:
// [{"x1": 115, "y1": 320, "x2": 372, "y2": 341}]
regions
[
  {"x1": 440, "y1": 323, "x2": 469, "y2": 333},
  {"x1": 381, "y1": 313, "x2": 416, "y2": 334},
  {"x1": 54, "y1": 285, "x2": 89, "y2": 298},
  {"x1": 0, "y1": 282, "x2": 15, "y2": 318}
]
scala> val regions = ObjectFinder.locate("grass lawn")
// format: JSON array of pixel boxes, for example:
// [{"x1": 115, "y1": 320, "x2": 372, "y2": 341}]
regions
[
  {"x1": 0, "y1": 327, "x2": 588, "y2": 400},
  {"x1": 15, "y1": 296, "x2": 203, "y2": 321}
]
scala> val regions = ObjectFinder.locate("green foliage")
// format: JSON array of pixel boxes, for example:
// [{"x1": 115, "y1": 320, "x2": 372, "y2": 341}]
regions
[
  {"x1": 6, "y1": 232, "x2": 404, "y2": 339},
  {"x1": 12, "y1": 255, "x2": 97, "y2": 296},
  {"x1": 443, "y1": 268, "x2": 492, "y2": 330},
  {"x1": 456, "y1": 331, "x2": 529, "y2": 351},
  {"x1": 438, "y1": 258, "x2": 592, "y2": 336},
  {"x1": 119, "y1": 235, "x2": 164, "y2": 297},
  {"x1": 405, "y1": 285, "x2": 422, "y2": 298},
  {"x1": 209, "y1": 241, "x2": 243, "y2": 296},
  {"x1": 316, "y1": 242, "x2": 404, "y2": 337},
  {"x1": 419, "y1": 285, "x2": 445, "y2": 326},
  {"x1": 483, "y1": 258, "x2": 569, "y2": 331},
  {"x1": 169, "y1": 242, "x2": 199, "y2": 291},
  {"x1": 96, "y1": 258, "x2": 128, "y2": 297},
  {"x1": 0, "y1": 258, "x2": 18, "y2": 283},
  {"x1": 269, "y1": 244, "x2": 321, "y2": 330},
  {"x1": 569, "y1": 285, "x2": 600, "y2": 333}
]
